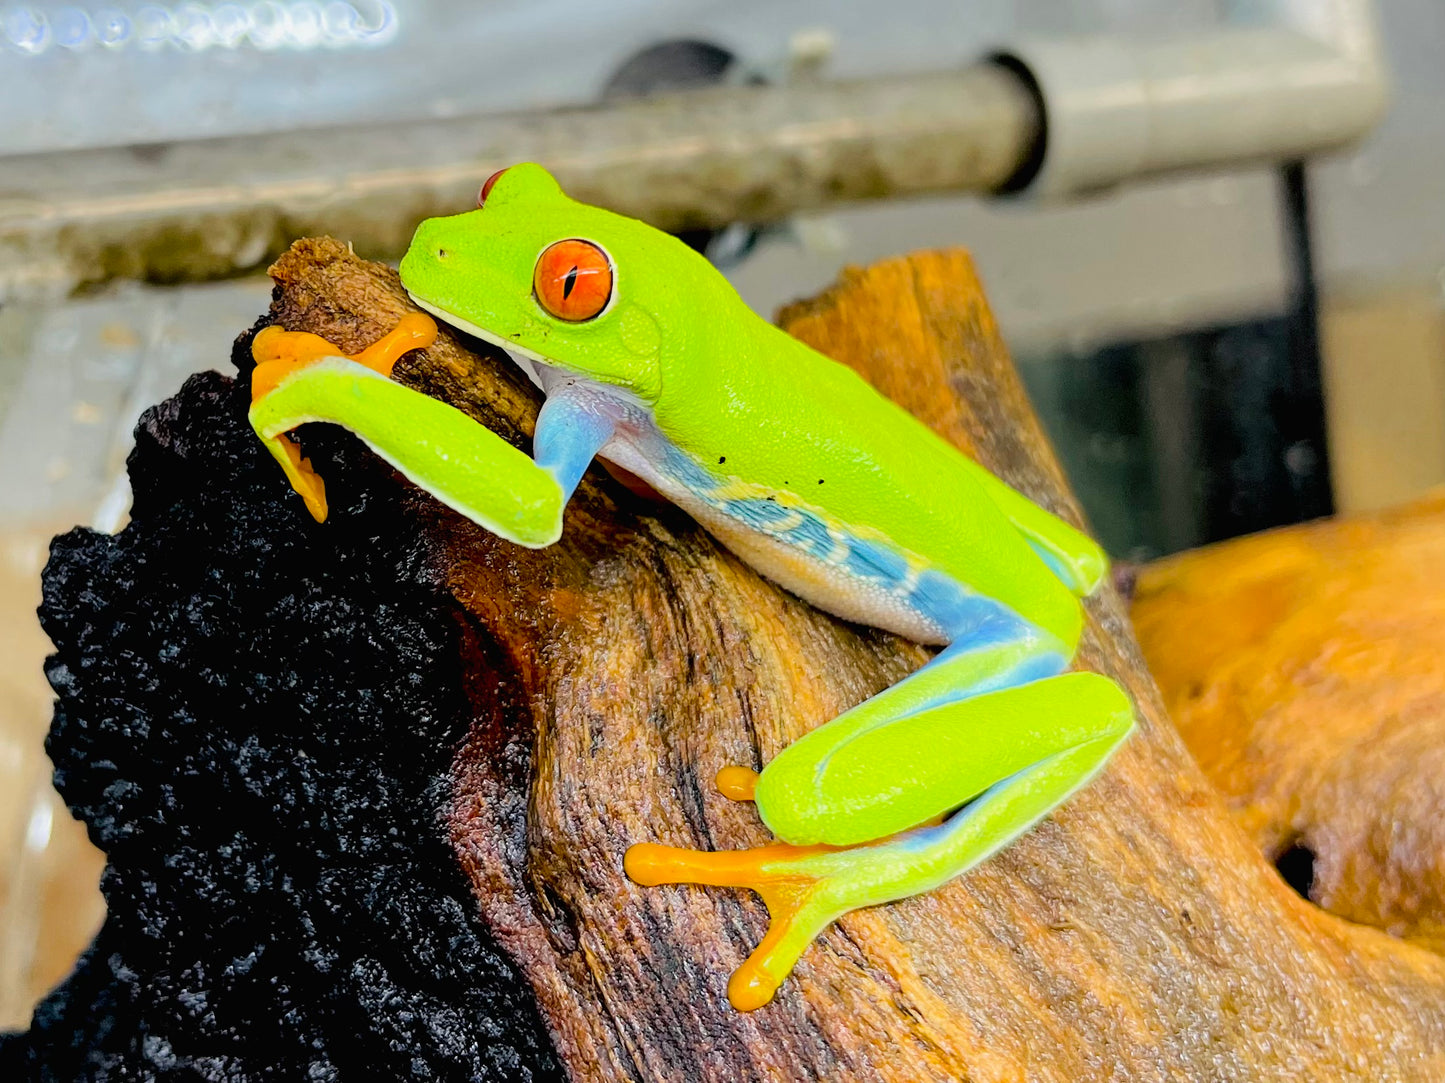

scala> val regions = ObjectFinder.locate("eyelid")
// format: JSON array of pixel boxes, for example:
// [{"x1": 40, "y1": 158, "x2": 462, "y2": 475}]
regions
[{"x1": 477, "y1": 167, "x2": 508, "y2": 207}]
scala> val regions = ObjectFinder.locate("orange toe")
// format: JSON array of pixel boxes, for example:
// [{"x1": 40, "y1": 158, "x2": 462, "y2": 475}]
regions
[
  {"x1": 715, "y1": 766, "x2": 759, "y2": 802},
  {"x1": 354, "y1": 312, "x2": 437, "y2": 377},
  {"x1": 623, "y1": 843, "x2": 685, "y2": 887},
  {"x1": 249, "y1": 314, "x2": 438, "y2": 519},
  {"x1": 624, "y1": 839, "x2": 829, "y2": 892},
  {"x1": 624, "y1": 837, "x2": 839, "y2": 1011},
  {"x1": 728, "y1": 959, "x2": 782, "y2": 1012},
  {"x1": 250, "y1": 313, "x2": 438, "y2": 402},
  {"x1": 272, "y1": 434, "x2": 329, "y2": 522},
  {"x1": 251, "y1": 326, "x2": 348, "y2": 370}
]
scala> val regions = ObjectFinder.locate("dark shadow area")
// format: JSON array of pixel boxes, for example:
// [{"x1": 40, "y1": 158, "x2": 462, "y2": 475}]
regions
[
  {"x1": 1274, "y1": 842, "x2": 1318, "y2": 901},
  {"x1": 1020, "y1": 313, "x2": 1334, "y2": 562}
]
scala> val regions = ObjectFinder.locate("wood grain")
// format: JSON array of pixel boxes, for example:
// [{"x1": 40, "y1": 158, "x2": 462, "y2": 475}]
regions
[
  {"x1": 1133, "y1": 492, "x2": 1445, "y2": 954},
  {"x1": 267, "y1": 238, "x2": 1445, "y2": 1082}
]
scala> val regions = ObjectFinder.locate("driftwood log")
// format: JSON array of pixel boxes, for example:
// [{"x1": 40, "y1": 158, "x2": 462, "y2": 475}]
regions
[
  {"x1": 1132, "y1": 493, "x2": 1445, "y2": 956},
  {"x1": 256, "y1": 239, "x2": 1445, "y2": 1081},
  {"x1": 13, "y1": 240, "x2": 1445, "y2": 1079}
]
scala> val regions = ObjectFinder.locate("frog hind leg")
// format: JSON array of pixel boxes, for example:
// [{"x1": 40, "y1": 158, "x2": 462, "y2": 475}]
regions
[{"x1": 625, "y1": 621, "x2": 1134, "y2": 1011}]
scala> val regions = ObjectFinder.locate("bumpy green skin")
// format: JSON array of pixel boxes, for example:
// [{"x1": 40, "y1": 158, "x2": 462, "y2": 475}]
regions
[
  {"x1": 400, "y1": 165, "x2": 1097, "y2": 649},
  {"x1": 252, "y1": 163, "x2": 1135, "y2": 1010}
]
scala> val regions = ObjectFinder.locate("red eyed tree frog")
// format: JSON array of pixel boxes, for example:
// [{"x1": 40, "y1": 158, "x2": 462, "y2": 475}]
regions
[{"x1": 247, "y1": 163, "x2": 1135, "y2": 1012}]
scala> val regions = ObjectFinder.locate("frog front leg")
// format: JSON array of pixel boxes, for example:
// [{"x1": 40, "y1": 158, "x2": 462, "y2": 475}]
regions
[
  {"x1": 248, "y1": 322, "x2": 621, "y2": 540},
  {"x1": 248, "y1": 314, "x2": 438, "y2": 521},
  {"x1": 626, "y1": 608, "x2": 1134, "y2": 1011}
]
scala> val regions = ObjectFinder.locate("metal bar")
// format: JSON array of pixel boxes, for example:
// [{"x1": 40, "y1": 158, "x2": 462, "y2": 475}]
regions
[
  {"x1": 1276, "y1": 160, "x2": 1335, "y2": 520},
  {"x1": 0, "y1": 65, "x2": 1039, "y2": 301}
]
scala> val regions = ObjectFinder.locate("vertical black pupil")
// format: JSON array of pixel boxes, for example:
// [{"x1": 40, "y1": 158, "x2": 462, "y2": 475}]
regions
[{"x1": 563, "y1": 266, "x2": 579, "y2": 300}]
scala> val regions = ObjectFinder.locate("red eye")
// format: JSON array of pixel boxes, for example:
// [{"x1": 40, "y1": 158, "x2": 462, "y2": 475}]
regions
[
  {"x1": 477, "y1": 168, "x2": 507, "y2": 207},
  {"x1": 534, "y1": 239, "x2": 613, "y2": 322}
]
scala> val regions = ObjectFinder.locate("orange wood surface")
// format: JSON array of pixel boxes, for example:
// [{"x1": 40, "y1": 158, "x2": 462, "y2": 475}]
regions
[{"x1": 1134, "y1": 493, "x2": 1445, "y2": 953}]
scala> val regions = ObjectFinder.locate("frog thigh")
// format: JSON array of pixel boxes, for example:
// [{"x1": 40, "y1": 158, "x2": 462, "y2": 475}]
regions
[{"x1": 756, "y1": 671, "x2": 1134, "y2": 848}]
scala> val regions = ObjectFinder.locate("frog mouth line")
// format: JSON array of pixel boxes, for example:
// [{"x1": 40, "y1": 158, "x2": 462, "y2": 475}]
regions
[{"x1": 408, "y1": 293, "x2": 555, "y2": 392}]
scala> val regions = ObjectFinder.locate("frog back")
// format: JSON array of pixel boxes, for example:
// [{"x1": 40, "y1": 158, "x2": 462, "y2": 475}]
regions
[{"x1": 650, "y1": 315, "x2": 1084, "y2": 650}]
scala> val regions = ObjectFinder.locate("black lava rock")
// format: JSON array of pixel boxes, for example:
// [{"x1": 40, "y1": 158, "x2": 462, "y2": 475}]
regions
[{"x1": 0, "y1": 328, "x2": 562, "y2": 1081}]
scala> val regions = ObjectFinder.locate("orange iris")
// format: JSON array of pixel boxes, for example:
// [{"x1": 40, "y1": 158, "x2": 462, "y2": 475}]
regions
[{"x1": 533, "y1": 239, "x2": 613, "y2": 322}]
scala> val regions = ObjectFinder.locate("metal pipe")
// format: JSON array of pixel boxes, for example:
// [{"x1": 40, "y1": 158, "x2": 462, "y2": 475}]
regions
[
  {"x1": 0, "y1": 65, "x2": 1040, "y2": 301},
  {"x1": 996, "y1": 0, "x2": 1389, "y2": 197}
]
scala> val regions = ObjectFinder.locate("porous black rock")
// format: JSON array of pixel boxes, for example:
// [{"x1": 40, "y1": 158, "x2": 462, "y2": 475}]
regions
[{"x1": 0, "y1": 325, "x2": 562, "y2": 1081}]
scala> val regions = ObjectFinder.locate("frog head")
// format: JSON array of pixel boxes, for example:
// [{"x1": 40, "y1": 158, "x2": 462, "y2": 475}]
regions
[{"x1": 400, "y1": 162, "x2": 723, "y2": 404}]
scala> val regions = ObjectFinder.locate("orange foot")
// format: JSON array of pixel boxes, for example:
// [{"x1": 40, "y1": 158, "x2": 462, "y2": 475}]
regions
[
  {"x1": 626, "y1": 764, "x2": 955, "y2": 1011},
  {"x1": 625, "y1": 765, "x2": 849, "y2": 1011},
  {"x1": 249, "y1": 313, "x2": 437, "y2": 521},
  {"x1": 625, "y1": 838, "x2": 843, "y2": 1012}
]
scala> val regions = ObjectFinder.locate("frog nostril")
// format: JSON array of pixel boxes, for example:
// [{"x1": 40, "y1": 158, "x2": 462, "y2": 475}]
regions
[{"x1": 436, "y1": 248, "x2": 449, "y2": 259}]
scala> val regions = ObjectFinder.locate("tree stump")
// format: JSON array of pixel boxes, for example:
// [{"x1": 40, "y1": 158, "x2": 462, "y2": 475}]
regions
[
  {"x1": 1132, "y1": 493, "x2": 1445, "y2": 954},
  {"x1": 261, "y1": 240, "x2": 1445, "y2": 1081}
]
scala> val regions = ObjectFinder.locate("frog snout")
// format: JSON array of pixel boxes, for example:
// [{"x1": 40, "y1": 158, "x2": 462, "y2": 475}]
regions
[{"x1": 403, "y1": 220, "x2": 449, "y2": 266}]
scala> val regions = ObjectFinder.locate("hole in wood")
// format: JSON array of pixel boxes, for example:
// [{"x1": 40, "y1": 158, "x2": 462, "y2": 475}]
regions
[{"x1": 1275, "y1": 841, "x2": 1317, "y2": 900}]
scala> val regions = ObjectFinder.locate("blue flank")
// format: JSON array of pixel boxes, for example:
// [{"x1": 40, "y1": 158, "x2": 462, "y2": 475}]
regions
[
  {"x1": 655, "y1": 436, "x2": 725, "y2": 494},
  {"x1": 655, "y1": 437, "x2": 859, "y2": 565},
  {"x1": 648, "y1": 431, "x2": 1060, "y2": 656},
  {"x1": 908, "y1": 569, "x2": 1014, "y2": 643},
  {"x1": 843, "y1": 536, "x2": 911, "y2": 584},
  {"x1": 651, "y1": 433, "x2": 1032, "y2": 643},
  {"x1": 720, "y1": 495, "x2": 796, "y2": 527},
  {"x1": 723, "y1": 498, "x2": 837, "y2": 560},
  {"x1": 1025, "y1": 540, "x2": 1072, "y2": 586}
]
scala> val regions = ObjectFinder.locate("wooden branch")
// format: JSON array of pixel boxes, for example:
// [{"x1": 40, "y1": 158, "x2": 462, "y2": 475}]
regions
[
  {"x1": 1132, "y1": 492, "x2": 1445, "y2": 953},
  {"x1": 267, "y1": 239, "x2": 1445, "y2": 1081}
]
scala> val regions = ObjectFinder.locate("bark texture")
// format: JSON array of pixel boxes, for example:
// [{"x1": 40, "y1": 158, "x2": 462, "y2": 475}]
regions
[
  {"x1": 263, "y1": 239, "x2": 1445, "y2": 1081},
  {"x1": 1133, "y1": 492, "x2": 1445, "y2": 954},
  {"x1": 4, "y1": 352, "x2": 562, "y2": 1080}
]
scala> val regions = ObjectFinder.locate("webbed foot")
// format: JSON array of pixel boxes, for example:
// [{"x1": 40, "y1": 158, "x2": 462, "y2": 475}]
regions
[
  {"x1": 625, "y1": 830, "x2": 845, "y2": 1012},
  {"x1": 248, "y1": 313, "x2": 437, "y2": 520},
  {"x1": 626, "y1": 762, "x2": 923, "y2": 1011}
]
